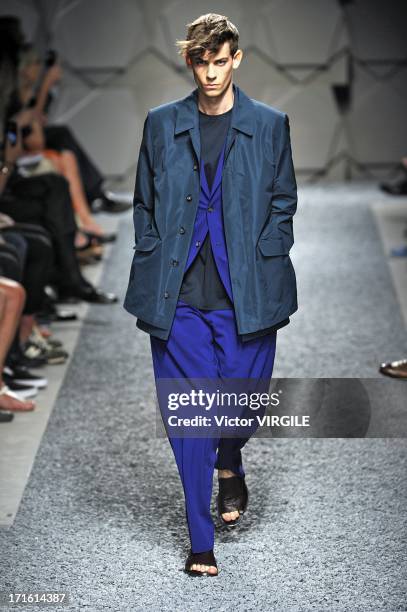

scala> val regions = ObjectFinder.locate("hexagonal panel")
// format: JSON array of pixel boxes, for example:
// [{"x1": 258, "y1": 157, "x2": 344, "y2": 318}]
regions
[
  {"x1": 53, "y1": 0, "x2": 146, "y2": 68},
  {"x1": 261, "y1": 0, "x2": 344, "y2": 65},
  {"x1": 55, "y1": 88, "x2": 142, "y2": 177}
]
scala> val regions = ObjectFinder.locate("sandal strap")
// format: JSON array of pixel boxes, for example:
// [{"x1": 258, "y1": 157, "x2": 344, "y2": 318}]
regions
[
  {"x1": 218, "y1": 476, "x2": 244, "y2": 497},
  {"x1": 0, "y1": 383, "x2": 27, "y2": 402},
  {"x1": 0, "y1": 383, "x2": 11, "y2": 396},
  {"x1": 218, "y1": 476, "x2": 248, "y2": 513}
]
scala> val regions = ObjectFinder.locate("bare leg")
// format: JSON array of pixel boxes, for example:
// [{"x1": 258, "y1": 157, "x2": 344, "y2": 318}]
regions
[
  {"x1": 0, "y1": 281, "x2": 25, "y2": 365},
  {"x1": 19, "y1": 314, "x2": 35, "y2": 344},
  {"x1": 58, "y1": 150, "x2": 105, "y2": 236}
]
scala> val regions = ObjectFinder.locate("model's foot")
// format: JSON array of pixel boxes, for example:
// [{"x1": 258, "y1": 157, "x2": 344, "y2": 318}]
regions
[
  {"x1": 189, "y1": 563, "x2": 218, "y2": 575},
  {"x1": 218, "y1": 469, "x2": 240, "y2": 522},
  {"x1": 185, "y1": 549, "x2": 218, "y2": 576},
  {"x1": 217, "y1": 470, "x2": 248, "y2": 526}
]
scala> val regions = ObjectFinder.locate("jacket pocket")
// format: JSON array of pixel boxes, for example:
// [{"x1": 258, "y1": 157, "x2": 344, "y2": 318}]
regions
[
  {"x1": 258, "y1": 236, "x2": 289, "y2": 257},
  {"x1": 133, "y1": 234, "x2": 161, "y2": 252}
]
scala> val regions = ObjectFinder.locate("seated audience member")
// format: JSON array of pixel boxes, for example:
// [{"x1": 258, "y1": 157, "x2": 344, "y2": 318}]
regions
[
  {"x1": 15, "y1": 46, "x2": 117, "y2": 243},
  {"x1": 0, "y1": 232, "x2": 52, "y2": 408},
  {"x1": 1, "y1": 16, "x2": 117, "y2": 302},
  {"x1": 8, "y1": 24, "x2": 130, "y2": 214},
  {"x1": 0, "y1": 111, "x2": 118, "y2": 304},
  {"x1": 0, "y1": 214, "x2": 69, "y2": 365}
]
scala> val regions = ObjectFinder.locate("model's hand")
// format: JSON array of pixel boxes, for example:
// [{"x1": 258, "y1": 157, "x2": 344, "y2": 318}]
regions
[
  {"x1": 31, "y1": 108, "x2": 48, "y2": 126},
  {"x1": 44, "y1": 63, "x2": 62, "y2": 87}
]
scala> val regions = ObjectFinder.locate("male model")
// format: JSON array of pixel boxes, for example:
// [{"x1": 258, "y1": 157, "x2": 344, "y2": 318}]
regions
[{"x1": 123, "y1": 13, "x2": 298, "y2": 576}]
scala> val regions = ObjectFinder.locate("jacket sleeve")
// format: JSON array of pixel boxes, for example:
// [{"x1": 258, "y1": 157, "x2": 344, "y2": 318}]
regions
[
  {"x1": 132, "y1": 111, "x2": 158, "y2": 244},
  {"x1": 269, "y1": 113, "x2": 297, "y2": 253}
]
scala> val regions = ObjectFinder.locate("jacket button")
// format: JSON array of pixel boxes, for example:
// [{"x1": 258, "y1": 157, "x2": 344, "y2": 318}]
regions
[
  {"x1": 193, "y1": 163, "x2": 198, "y2": 171},
  {"x1": 195, "y1": 241, "x2": 201, "y2": 247},
  {"x1": 186, "y1": 194, "x2": 192, "y2": 202},
  {"x1": 179, "y1": 226, "x2": 185, "y2": 234},
  {"x1": 164, "y1": 291, "x2": 169, "y2": 299},
  {"x1": 207, "y1": 207, "x2": 214, "y2": 212},
  {"x1": 171, "y1": 259, "x2": 179, "y2": 266}
]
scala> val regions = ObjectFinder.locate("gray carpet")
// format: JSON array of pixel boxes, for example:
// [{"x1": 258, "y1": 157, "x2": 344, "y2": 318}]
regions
[
  {"x1": 276, "y1": 182, "x2": 407, "y2": 377},
  {"x1": 0, "y1": 183, "x2": 406, "y2": 611}
]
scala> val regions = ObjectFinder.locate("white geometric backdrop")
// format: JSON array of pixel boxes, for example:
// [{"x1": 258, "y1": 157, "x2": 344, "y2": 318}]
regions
[{"x1": 1, "y1": 0, "x2": 407, "y2": 187}]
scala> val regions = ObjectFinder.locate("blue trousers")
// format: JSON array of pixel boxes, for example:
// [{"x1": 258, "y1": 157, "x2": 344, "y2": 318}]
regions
[{"x1": 150, "y1": 299, "x2": 277, "y2": 552}]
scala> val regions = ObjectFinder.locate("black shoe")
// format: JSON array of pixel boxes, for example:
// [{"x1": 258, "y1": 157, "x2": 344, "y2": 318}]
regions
[
  {"x1": 58, "y1": 284, "x2": 118, "y2": 304},
  {"x1": 379, "y1": 358, "x2": 407, "y2": 379},
  {"x1": 184, "y1": 549, "x2": 218, "y2": 577},
  {"x1": 7, "y1": 350, "x2": 47, "y2": 369},
  {"x1": 217, "y1": 476, "x2": 248, "y2": 527},
  {"x1": 380, "y1": 180, "x2": 407, "y2": 195},
  {"x1": 82, "y1": 230, "x2": 117, "y2": 244},
  {"x1": 0, "y1": 411, "x2": 14, "y2": 423},
  {"x1": 91, "y1": 194, "x2": 131, "y2": 214},
  {"x1": 77, "y1": 286, "x2": 118, "y2": 304},
  {"x1": 40, "y1": 307, "x2": 78, "y2": 321},
  {"x1": 22, "y1": 340, "x2": 68, "y2": 366},
  {"x1": 55, "y1": 309, "x2": 79, "y2": 321},
  {"x1": 36, "y1": 288, "x2": 78, "y2": 322},
  {"x1": 3, "y1": 365, "x2": 48, "y2": 388}
]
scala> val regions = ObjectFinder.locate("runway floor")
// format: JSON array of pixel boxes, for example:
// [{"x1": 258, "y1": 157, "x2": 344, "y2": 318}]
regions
[{"x1": 0, "y1": 182, "x2": 406, "y2": 611}]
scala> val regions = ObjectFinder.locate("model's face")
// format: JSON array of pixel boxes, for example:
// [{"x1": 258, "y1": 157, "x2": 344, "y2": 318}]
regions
[{"x1": 186, "y1": 41, "x2": 242, "y2": 99}]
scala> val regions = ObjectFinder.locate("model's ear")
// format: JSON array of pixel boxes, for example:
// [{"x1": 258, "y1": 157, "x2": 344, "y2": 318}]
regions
[
  {"x1": 232, "y1": 49, "x2": 243, "y2": 69},
  {"x1": 185, "y1": 55, "x2": 192, "y2": 68}
]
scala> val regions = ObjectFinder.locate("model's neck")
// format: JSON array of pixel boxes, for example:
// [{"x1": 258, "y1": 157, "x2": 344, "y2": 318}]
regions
[{"x1": 197, "y1": 82, "x2": 234, "y2": 115}]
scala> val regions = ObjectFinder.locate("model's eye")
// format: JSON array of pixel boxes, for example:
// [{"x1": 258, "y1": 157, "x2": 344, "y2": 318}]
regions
[{"x1": 217, "y1": 60, "x2": 227, "y2": 65}]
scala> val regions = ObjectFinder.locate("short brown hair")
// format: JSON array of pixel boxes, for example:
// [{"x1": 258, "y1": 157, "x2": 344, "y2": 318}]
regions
[{"x1": 176, "y1": 13, "x2": 239, "y2": 61}]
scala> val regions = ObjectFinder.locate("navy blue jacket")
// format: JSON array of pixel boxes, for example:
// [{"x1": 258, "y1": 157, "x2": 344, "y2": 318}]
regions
[{"x1": 123, "y1": 82, "x2": 298, "y2": 340}]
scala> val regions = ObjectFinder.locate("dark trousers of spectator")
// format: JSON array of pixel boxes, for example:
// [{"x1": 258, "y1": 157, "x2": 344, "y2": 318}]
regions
[
  {"x1": 1, "y1": 223, "x2": 53, "y2": 313},
  {"x1": 0, "y1": 238, "x2": 24, "y2": 282},
  {"x1": 0, "y1": 171, "x2": 91, "y2": 293},
  {"x1": 44, "y1": 124, "x2": 104, "y2": 202}
]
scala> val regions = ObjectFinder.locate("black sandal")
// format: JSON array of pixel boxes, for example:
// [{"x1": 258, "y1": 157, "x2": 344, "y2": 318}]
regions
[
  {"x1": 75, "y1": 232, "x2": 96, "y2": 252},
  {"x1": 184, "y1": 549, "x2": 218, "y2": 577},
  {"x1": 82, "y1": 230, "x2": 117, "y2": 244},
  {"x1": 217, "y1": 476, "x2": 248, "y2": 527}
]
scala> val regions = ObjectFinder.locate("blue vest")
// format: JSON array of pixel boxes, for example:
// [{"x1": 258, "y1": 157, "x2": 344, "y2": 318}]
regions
[{"x1": 183, "y1": 140, "x2": 234, "y2": 303}]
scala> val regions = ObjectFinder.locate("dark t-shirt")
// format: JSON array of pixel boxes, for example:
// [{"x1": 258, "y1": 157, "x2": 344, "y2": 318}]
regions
[{"x1": 178, "y1": 106, "x2": 234, "y2": 310}]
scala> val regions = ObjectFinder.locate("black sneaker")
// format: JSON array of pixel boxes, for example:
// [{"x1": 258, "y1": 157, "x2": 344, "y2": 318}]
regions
[
  {"x1": 380, "y1": 180, "x2": 407, "y2": 195},
  {"x1": 91, "y1": 193, "x2": 132, "y2": 214},
  {"x1": 22, "y1": 340, "x2": 68, "y2": 366},
  {"x1": 27, "y1": 330, "x2": 69, "y2": 364},
  {"x1": 58, "y1": 285, "x2": 118, "y2": 304},
  {"x1": 3, "y1": 365, "x2": 48, "y2": 388},
  {"x1": 7, "y1": 350, "x2": 47, "y2": 369}
]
